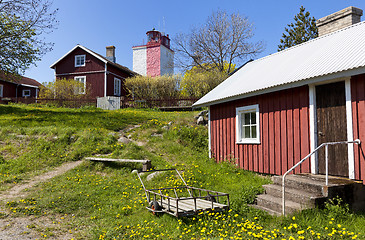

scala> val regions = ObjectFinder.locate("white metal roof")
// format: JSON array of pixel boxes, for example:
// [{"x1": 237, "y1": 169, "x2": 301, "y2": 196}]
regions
[{"x1": 193, "y1": 21, "x2": 365, "y2": 107}]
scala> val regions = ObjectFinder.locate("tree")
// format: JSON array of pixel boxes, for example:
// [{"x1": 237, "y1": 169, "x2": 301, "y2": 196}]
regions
[
  {"x1": 174, "y1": 10, "x2": 264, "y2": 74},
  {"x1": 278, "y1": 6, "x2": 318, "y2": 51},
  {"x1": 0, "y1": 0, "x2": 58, "y2": 76}
]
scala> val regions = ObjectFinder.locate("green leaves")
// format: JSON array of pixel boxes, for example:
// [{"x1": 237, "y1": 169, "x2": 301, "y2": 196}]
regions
[
  {"x1": 0, "y1": 0, "x2": 57, "y2": 76},
  {"x1": 278, "y1": 6, "x2": 318, "y2": 51}
]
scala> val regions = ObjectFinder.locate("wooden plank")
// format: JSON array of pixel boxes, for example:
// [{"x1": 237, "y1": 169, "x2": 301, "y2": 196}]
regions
[
  {"x1": 300, "y1": 86, "x2": 310, "y2": 173},
  {"x1": 287, "y1": 89, "x2": 294, "y2": 173},
  {"x1": 221, "y1": 105, "x2": 227, "y2": 161},
  {"x1": 293, "y1": 87, "x2": 301, "y2": 174},
  {"x1": 274, "y1": 92, "x2": 281, "y2": 175},
  {"x1": 356, "y1": 75, "x2": 365, "y2": 181},
  {"x1": 268, "y1": 93, "x2": 275, "y2": 174},
  {"x1": 85, "y1": 157, "x2": 149, "y2": 163},
  {"x1": 263, "y1": 94, "x2": 270, "y2": 173},
  {"x1": 258, "y1": 95, "x2": 264, "y2": 173},
  {"x1": 280, "y1": 91, "x2": 288, "y2": 174},
  {"x1": 86, "y1": 157, "x2": 151, "y2": 171},
  {"x1": 351, "y1": 76, "x2": 360, "y2": 180}
]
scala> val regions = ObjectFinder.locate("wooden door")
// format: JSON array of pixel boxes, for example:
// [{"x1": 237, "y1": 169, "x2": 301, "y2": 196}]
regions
[{"x1": 316, "y1": 81, "x2": 348, "y2": 177}]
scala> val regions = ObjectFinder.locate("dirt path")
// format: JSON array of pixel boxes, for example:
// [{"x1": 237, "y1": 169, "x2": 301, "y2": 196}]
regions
[{"x1": 0, "y1": 160, "x2": 83, "y2": 240}]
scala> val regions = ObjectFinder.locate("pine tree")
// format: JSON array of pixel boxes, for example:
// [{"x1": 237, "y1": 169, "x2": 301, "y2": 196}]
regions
[{"x1": 278, "y1": 6, "x2": 318, "y2": 51}]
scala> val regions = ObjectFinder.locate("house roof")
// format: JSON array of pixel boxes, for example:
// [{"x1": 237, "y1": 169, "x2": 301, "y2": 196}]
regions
[
  {"x1": 50, "y1": 44, "x2": 137, "y2": 76},
  {"x1": 193, "y1": 21, "x2": 365, "y2": 108},
  {"x1": 0, "y1": 73, "x2": 42, "y2": 88}
]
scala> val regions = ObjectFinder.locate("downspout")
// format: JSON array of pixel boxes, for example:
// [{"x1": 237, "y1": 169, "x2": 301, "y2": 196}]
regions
[{"x1": 104, "y1": 63, "x2": 107, "y2": 97}]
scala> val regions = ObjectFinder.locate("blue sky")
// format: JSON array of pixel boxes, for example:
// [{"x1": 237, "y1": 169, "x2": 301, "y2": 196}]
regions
[{"x1": 24, "y1": 0, "x2": 365, "y2": 83}]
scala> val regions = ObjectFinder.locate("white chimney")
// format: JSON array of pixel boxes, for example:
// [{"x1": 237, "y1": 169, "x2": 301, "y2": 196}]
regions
[{"x1": 106, "y1": 46, "x2": 116, "y2": 63}]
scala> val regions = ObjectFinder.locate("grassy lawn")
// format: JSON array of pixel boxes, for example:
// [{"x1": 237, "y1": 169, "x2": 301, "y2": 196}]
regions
[{"x1": 0, "y1": 104, "x2": 364, "y2": 239}]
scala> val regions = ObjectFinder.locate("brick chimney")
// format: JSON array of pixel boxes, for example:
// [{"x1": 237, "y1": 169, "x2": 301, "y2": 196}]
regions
[
  {"x1": 106, "y1": 46, "x2": 116, "y2": 63},
  {"x1": 316, "y1": 6, "x2": 363, "y2": 37}
]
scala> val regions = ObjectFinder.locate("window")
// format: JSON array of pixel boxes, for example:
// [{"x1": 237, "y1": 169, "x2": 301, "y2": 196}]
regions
[
  {"x1": 23, "y1": 89, "x2": 31, "y2": 97},
  {"x1": 236, "y1": 104, "x2": 260, "y2": 144},
  {"x1": 74, "y1": 76, "x2": 86, "y2": 94},
  {"x1": 114, "y1": 78, "x2": 121, "y2": 96},
  {"x1": 75, "y1": 55, "x2": 86, "y2": 67},
  {"x1": 0, "y1": 85, "x2": 3, "y2": 97}
]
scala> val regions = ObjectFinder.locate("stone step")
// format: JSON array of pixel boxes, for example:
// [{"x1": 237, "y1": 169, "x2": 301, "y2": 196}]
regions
[
  {"x1": 250, "y1": 204, "x2": 281, "y2": 216},
  {"x1": 273, "y1": 175, "x2": 324, "y2": 195},
  {"x1": 262, "y1": 184, "x2": 325, "y2": 207},
  {"x1": 256, "y1": 194, "x2": 306, "y2": 215}
]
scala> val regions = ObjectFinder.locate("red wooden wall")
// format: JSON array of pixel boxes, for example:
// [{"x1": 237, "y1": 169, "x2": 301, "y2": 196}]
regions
[
  {"x1": 351, "y1": 74, "x2": 365, "y2": 182},
  {"x1": 210, "y1": 85, "x2": 311, "y2": 175}
]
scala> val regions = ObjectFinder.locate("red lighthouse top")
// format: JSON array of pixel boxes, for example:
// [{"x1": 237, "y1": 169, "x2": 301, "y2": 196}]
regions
[{"x1": 146, "y1": 29, "x2": 171, "y2": 49}]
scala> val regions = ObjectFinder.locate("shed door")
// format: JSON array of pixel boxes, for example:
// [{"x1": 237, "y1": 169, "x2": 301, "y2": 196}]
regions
[{"x1": 316, "y1": 81, "x2": 348, "y2": 177}]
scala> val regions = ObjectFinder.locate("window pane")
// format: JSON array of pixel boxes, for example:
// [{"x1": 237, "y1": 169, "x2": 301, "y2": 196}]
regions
[
  {"x1": 243, "y1": 126, "x2": 251, "y2": 138},
  {"x1": 244, "y1": 113, "x2": 251, "y2": 125},
  {"x1": 251, "y1": 126, "x2": 257, "y2": 138},
  {"x1": 251, "y1": 112, "x2": 256, "y2": 124}
]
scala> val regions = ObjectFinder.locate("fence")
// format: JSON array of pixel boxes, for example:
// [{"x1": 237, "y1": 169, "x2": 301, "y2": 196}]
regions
[{"x1": 1, "y1": 97, "x2": 198, "y2": 110}]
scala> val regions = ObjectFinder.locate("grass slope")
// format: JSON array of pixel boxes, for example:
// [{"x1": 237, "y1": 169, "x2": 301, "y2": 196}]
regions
[{"x1": 0, "y1": 104, "x2": 364, "y2": 239}]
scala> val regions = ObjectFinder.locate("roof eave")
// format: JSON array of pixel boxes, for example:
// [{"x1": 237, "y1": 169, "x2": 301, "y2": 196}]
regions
[
  {"x1": 50, "y1": 44, "x2": 107, "y2": 69},
  {"x1": 193, "y1": 66, "x2": 365, "y2": 108}
]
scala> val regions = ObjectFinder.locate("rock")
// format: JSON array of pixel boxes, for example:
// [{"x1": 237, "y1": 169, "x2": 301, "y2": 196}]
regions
[
  {"x1": 118, "y1": 136, "x2": 131, "y2": 144},
  {"x1": 198, "y1": 110, "x2": 208, "y2": 117},
  {"x1": 162, "y1": 125, "x2": 169, "y2": 130},
  {"x1": 147, "y1": 171, "x2": 163, "y2": 181},
  {"x1": 197, "y1": 116, "x2": 207, "y2": 125},
  {"x1": 151, "y1": 133, "x2": 163, "y2": 137}
]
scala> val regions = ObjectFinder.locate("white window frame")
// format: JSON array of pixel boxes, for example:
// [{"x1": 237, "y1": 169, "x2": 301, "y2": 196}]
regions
[
  {"x1": 236, "y1": 104, "x2": 260, "y2": 144},
  {"x1": 114, "y1": 78, "x2": 121, "y2": 96},
  {"x1": 74, "y1": 76, "x2": 86, "y2": 94},
  {"x1": 0, "y1": 84, "x2": 3, "y2": 97},
  {"x1": 22, "y1": 89, "x2": 31, "y2": 97},
  {"x1": 75, "y1": 55, "x2": 86, "y2": 67}
]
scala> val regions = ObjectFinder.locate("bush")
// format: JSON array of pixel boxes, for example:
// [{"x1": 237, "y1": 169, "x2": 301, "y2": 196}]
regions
[
  {"x1": 125, "y1": 75, "x2": 180, "y2": 100},
  {"x1": 39, "y1": 78, "x2": 91, "y2": 100},
  {"x1": 180, "y1": 68, "x2": 228, "y2": 98}
]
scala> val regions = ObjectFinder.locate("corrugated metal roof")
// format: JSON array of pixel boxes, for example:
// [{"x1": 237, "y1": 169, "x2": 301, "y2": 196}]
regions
[{"x1": 193, "y1": 21, "x2": 365, "y2": 107}]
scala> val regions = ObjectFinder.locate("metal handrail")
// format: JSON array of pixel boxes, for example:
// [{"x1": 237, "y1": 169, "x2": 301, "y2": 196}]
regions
[{"x1": 282, "y1": 139, "x2": 360, "y2": 216}]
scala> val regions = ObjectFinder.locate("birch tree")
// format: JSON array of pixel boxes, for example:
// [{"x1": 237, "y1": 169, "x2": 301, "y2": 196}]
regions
[{"x1": 174, "y1": 10, "x2": 264, "y2": 74}]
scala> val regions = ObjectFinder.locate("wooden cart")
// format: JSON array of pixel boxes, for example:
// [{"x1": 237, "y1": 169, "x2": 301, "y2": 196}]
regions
[{"x1": 137, "y1": 169, "x2": 230, "y2": 217}]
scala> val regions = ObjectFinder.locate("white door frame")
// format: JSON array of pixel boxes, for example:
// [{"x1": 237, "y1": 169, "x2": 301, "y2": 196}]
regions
[{"x1": 308, "y1": 77, "x2": 355, "y2": 179}]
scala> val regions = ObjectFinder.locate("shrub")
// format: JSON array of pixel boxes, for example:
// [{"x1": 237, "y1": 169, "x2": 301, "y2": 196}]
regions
[
  {"x1": 180, "y1": 67, "x2": 229, "y2": 98},
  {"x1": 125, "y1": 75, "x2": 180, "y2": 100}
]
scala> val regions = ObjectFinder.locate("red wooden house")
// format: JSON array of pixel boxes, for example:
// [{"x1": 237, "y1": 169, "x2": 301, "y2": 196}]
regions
[
  {"x1": 0, "y1": 74, "x2": 42, "y2": 101},
  {"x1": 50, "y1": 45, "x2": 137, "y2": 98},
  {"x1": 193, "y1": 7, "x2": 365, "y2": 183}
]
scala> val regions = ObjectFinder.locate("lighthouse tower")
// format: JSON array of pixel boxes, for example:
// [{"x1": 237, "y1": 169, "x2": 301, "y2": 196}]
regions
[{"x1": 132, "y1": 30, "x2": 174, "y2": 77}]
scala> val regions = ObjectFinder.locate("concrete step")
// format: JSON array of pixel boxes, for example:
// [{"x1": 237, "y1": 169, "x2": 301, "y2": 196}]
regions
[
  {"x1": 256, "y1": 194, "x2": 307, "y2": 215},
  {"x1": 262, "y1": 184, "x2": 325, "y2": 207},
  {"x1": 273, "y1": 175, "x2": 324, "y2": 195},
  {"x1": 250, "y1": 204, "x2": 281, "y2": 216}
]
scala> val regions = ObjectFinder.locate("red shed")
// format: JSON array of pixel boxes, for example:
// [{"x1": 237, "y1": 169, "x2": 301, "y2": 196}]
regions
[
  {"x1": 193, "y1": 7, "x2": 365, "y2": 183},
  {"x1": 0, "y1": 74, "x2": 41, "y2": 101},
  {"x1": 50, "y1": 45, "x2": 137, "y2": 99}
]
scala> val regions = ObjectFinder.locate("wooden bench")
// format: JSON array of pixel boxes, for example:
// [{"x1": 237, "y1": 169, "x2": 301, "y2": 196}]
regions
[{"x1": 85, "y1": 157, "x2": 152, "y2": 171}]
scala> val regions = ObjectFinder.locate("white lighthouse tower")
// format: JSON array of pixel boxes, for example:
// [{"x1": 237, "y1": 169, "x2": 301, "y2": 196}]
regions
[{"x1": 132, "y1": 30, "x2": 174, "y2": 77}]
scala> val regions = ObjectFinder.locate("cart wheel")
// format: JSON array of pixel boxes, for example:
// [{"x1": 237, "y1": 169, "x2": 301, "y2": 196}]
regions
[
  {"x1": 206, "y1": 194, "x2": 216, "y2": 202},
  {"x1": 150, "y1": 201, "x2": 162, "y2": 216}
]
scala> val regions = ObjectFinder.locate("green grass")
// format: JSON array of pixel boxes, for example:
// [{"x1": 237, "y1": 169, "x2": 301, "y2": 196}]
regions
[{"x1": 0, "y1": 104, "x2": 364, "y2": 239}]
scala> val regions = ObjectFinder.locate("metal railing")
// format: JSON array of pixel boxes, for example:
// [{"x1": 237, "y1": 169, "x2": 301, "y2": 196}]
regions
[{"x1": 282, "y1": 139, "x2": 361, "y2": 216}]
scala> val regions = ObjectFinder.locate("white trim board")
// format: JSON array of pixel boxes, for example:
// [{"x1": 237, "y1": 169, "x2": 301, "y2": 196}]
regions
[{"x1": 309, "y1": 77, "x2": 355, "y2": 178}]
